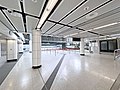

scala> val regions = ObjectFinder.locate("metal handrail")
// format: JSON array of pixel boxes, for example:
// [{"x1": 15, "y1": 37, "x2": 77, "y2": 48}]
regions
[{"x1": 114, "y1": 49, "x2": 120, "y2": 60}]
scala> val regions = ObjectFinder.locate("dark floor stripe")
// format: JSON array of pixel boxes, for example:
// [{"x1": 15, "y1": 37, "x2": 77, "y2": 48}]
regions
[
  {"x1": 0, "y1": 53, "x2": 23, "y2": 85},
  {"x1": 110, "y1": 74, "x2": 120, "y2": 90},
  {"x1": 42, "y1": 54, "x2": 65, "y2": 90}
]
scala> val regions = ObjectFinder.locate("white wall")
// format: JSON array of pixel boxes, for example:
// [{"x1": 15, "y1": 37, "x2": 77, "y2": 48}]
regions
[
  {"x1": 0, "y1": 22, "x2": 17, "y2": 40},
  {"x1": 7, "y1": 40, "x2": 17, "y2": 60}
]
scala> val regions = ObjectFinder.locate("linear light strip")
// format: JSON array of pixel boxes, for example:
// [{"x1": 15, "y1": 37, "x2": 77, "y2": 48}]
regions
[{"x1": 37, "y1": 0, "x2": 59, "y2": 29}]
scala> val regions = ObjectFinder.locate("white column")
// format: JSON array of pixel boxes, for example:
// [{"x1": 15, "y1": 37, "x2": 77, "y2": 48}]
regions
[
  {"x1": 80, "y1": 38, "x2": 85, "y2": 56},
  {"x1": 32, "y1": 30, "x2": 41, "y2": 69},
  {"x1": 7, "y1": 40, "x2": 17, "y2": 61}
]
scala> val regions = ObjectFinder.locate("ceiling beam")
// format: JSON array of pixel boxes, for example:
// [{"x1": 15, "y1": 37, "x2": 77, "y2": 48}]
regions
[
  {"x1": 0, "y1": 5, "x2": 40, "y2": 19},
  {"x1": 0, "y1": 10, "x2": 18, "y2": 32},
  {"x1": 19, "y1": 0, "x2": 27, "y2": 32}
]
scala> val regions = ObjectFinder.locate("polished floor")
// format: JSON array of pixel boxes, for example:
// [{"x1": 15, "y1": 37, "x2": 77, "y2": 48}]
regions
[{"x1": 0, "y1": 50, "x2": 120, "y2": 90}]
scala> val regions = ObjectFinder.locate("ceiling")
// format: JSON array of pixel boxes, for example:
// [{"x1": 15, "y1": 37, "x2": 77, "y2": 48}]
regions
[
  {"x1": 0, "y1": 32, "x2": 13, "y2": 39},
  {"x1": 0, "y1": 0, "x2": 120, "y2": 39}
]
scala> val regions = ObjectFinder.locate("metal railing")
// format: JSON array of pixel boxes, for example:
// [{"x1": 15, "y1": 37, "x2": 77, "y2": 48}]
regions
[{"x1": 114, "y1": 49, "x2": 120, "y2": 60}]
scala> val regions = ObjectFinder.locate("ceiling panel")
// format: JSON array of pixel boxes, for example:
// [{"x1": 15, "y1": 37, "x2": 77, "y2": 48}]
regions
[
  {"x1": 56, "y1": 26, "x2": 85, "y2": 36},
  {"x1": 61, "y1": 0, "x2": 106, "y2": 24},
  {"x1": 59, "y1": 29, "x2": 80, "y2": 36},
  {"x1": 0, "y1": 12, "x2": 14, "y2": 31},
  {"x1": 95, "y1": 25, "x2": 120, "y2": 35},
  {"x1": 77, "y1": 32, "x2": 98, "y2": 38},
  {"x1": 46, "y1": 24, "x2": 63, "y2": 34},
  {"x1": 104, "y1": 30, "x2": 120, "y2": 35},
  {"x1": 0, "y1": 0, "x2": 20, "y2": 10},
  {"x1": 27, "y1": 16, "x2": 38, "y2": 33},
  {"x1": 53, "y1": 26, "x2": 70, "y2": 35},
  {"x1": 0, "y1": 0, "x2": 120, "y2": 39},
  {"x1": 5, "y1": 12, "x2": 24, "y2": 32},
  {"x1": 70, "y1": 0, "x2": 120, "y2": 26},
  {"x1": 68, "y1": 24, "x2": 120, "y2": 38},
  {"x1": 41, "y1": 22, "x2": 54, "y2": 33},
  {"x1": 80, "y1": 12, "x2": 120, "y2": 30},
  {"x1": 50, "y1": 0, "x2": 83, "y2": 21},
  {"x1": 24, "y1": 0, "x2": 44, "y2": 16},
  {"x1": 75, "y1": 7, "x2": 120, "y2": 29}
]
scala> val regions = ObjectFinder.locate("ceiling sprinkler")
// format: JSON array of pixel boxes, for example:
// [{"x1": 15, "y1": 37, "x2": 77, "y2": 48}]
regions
[
  {"x1": 7, "y1": 9, "x2": 13, "y2": 14},
  {"x1": 7, "y1": 9, "x2": 21, "y2": 17}
]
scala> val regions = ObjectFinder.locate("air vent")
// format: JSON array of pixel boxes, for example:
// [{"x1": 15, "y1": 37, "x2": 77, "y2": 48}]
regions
[{"x1": 86, "y1": 12, "x2": 98, "y2": 19}]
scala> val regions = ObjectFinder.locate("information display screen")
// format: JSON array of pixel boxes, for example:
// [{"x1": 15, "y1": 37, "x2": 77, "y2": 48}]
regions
[
  {"x1": 73, "y1": 38, "x2": 80, "y2": 41},
  {"x1": 101, "y1": 41, "x2": 107, "y2": 51},
  {"x1": 100, "y1": 39, "x2": 117, "y2": 52}
]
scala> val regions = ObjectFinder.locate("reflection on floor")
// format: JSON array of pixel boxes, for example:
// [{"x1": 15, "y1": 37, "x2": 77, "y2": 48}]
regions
[
  {"x1": 0, "y1": 53, "x2": 23, "y2": 85},
  {"x1": 0, "y1": 50, "x2": 120, "y2": 90}
]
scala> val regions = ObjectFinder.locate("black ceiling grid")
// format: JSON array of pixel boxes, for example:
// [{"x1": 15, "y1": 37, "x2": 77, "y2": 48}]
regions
[
  {"x1": 47, "y1": 20, "x2": 104, "y2": 36},
  {"x1": 75, "y1": 6, "x2": 120, "y2": 28},
  {"x1": 0, "y1": 20, "x2": 14, "y2": 32},
  {"x1": 48, "y1": 20, "x2": 84, "y2": 30},
  {"x1": 0, "y1": 6, "x2": 7, "y2": 10},
  {"x1": 48, "y1": 0, "x2": 113, "y2": 36},
  {"x1": 14, "y1": 10, "x2": 40, "y2": 19},
  {"x1": 19, "y1": 0, "x2": 27, "y2": 32},
  {"x1": 43, "y1": 0, "x2": 88, "y2": 34},
  {"x1": 0, "y1": 14, "x2": 20, "y2": 38},
  {"x1": 35, "y1": 0, "x2": 49, "y2": 30},
  {"x1": 0, "y1": 10, "x2": 18, "y2": 32},
  {"x1": 35, "y1": 0, "x2": 62, "y2": 30},
  {"x1": 68, "y1": 0, "x2": 113, "y2": 24},
  {"x1": 0, "y1": 5, "x2": 40, "y2": 19}
]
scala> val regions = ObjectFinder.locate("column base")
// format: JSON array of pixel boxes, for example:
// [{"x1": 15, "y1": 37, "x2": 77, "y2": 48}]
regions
[
  {"x1": 7, "y1": 59, "x2": 17, "y2": 62},
  {"x1": 19, "y1": 52, "x2": 23, "y2": 54},
  {"x1": 80, "y1": 54, "x2": 85, "y2": 56},
  {"x1": 32, "y1": 65, "x2": 42, "y2": 69}
]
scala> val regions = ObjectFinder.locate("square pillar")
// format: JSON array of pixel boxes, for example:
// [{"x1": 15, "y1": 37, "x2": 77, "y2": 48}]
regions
[
  {"x1": 32, "y1": 30, "x2": 42, "y2": 69},
  {"x1": 80, "y1": 38, "x2": 85, "y2": 56}
]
